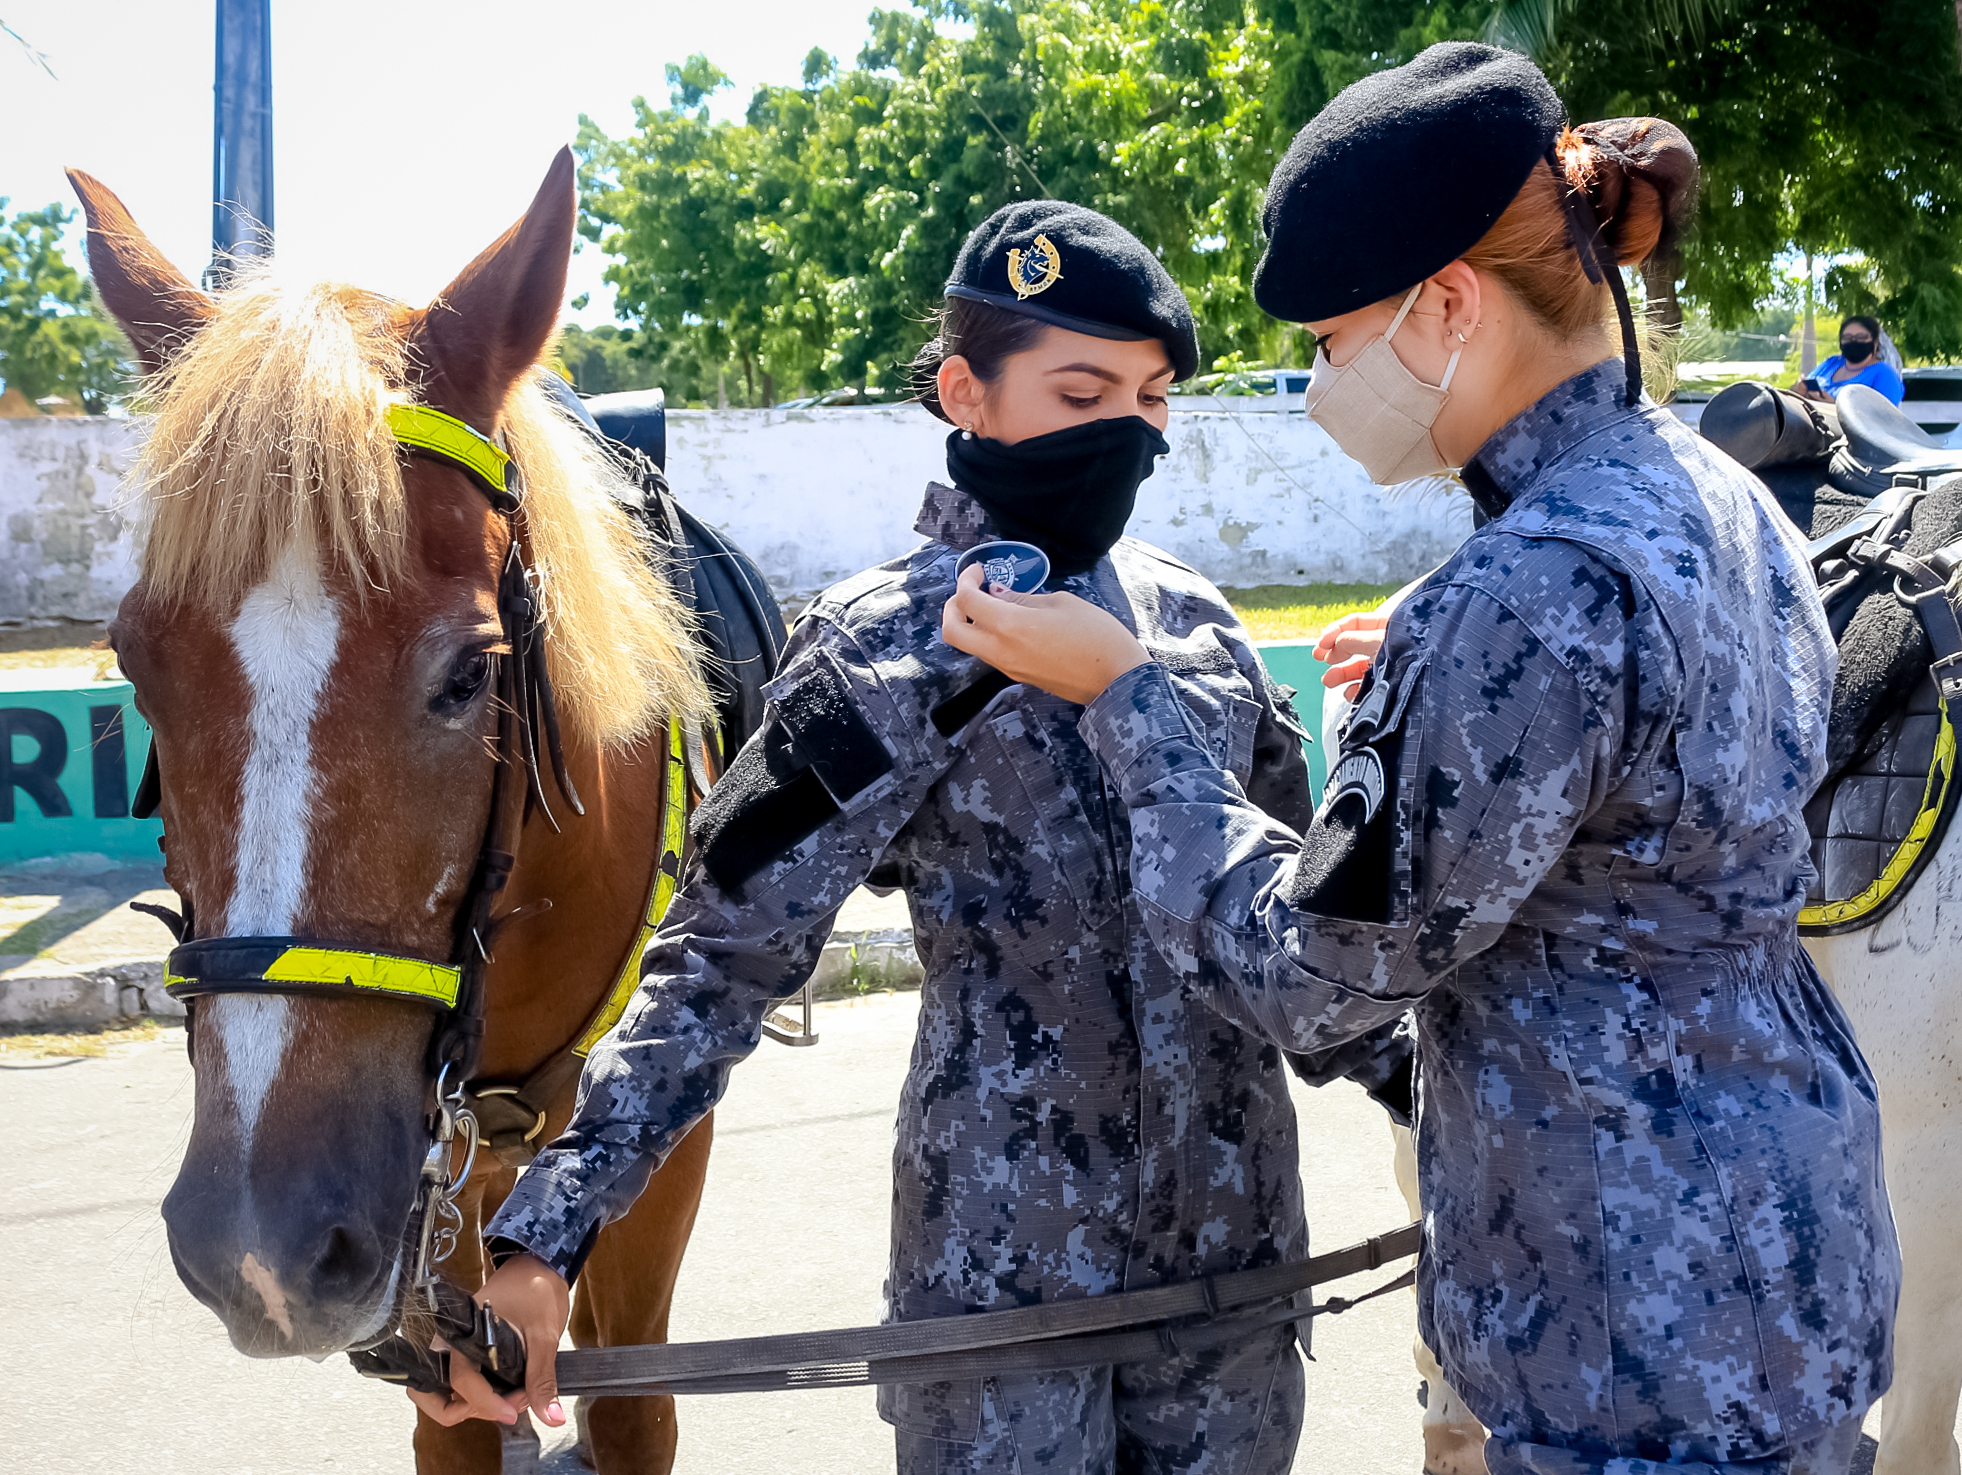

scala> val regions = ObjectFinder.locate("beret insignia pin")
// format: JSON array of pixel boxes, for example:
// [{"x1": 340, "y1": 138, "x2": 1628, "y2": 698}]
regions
[{"x1": 1006, "y1": 234, "x2": 1063, "y2": 300}]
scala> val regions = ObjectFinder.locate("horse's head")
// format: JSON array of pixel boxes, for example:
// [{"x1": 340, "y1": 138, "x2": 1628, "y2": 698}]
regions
[{"x1": 70, "y1": 153, "x2": 705, "y2": 1356}]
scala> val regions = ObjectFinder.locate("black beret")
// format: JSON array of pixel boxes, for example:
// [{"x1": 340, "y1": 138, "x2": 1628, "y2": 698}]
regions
[
  {"x1": 946, "y1": 201, "x2": 1200, "y2": 381},
  {"x1": 1253, "y1": 42, "x2": 1565, "y2": 323}
]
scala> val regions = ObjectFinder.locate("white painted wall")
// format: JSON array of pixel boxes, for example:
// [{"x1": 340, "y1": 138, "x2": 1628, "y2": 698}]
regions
[
  {"x1": 0, "y1": 418, "x2": 145, "y2": 623},
  {"x1": 0, "y1": 406, "x2": 1470, "y2": 622},
  {"x1": 665, "y1": 404, "x2": 1469, "y2": 600}
]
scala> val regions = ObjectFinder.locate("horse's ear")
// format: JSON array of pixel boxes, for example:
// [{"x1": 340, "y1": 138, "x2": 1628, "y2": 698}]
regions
[
  {"x1": 409, "y1": 147, "x2": 576, "y2": 428},
  {"x1": 65, "y1": 169, "x2": 215, "y2": 377}
]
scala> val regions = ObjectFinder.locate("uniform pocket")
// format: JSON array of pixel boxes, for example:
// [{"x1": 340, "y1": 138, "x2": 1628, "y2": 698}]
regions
[
  {"x1": 987, "y1": 693, "x2": 1122, "y2": 931},
  {"x1": 878, "y1": 1376, "x2": 985, "y2": 1443}
]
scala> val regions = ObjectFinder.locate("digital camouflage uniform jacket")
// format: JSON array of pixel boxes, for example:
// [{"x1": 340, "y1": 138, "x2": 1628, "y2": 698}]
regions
[
  {"x1": 488, "y1": 482, "x2": 1341, "y2": 1440},
  {"x1": 1079, "y1": 363, "x2": 1901, "y2": 1475}
]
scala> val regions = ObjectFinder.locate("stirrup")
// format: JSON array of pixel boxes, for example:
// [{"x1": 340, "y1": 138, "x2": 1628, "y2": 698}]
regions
[{"x1": 763, "y1": 979, "x2": 820, "y2": 1047}]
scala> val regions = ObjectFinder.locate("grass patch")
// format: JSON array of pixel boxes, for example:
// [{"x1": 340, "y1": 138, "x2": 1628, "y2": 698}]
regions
[
  {"x1": 0, "y1": 621, "x2": 118, "y2": 676},
  {"x1": 1222, "y1": 582, "x2": 1402, "y2": 642},
  {"x1": 0, "y1": 1015, "x2": 179, "y2": 1059}
]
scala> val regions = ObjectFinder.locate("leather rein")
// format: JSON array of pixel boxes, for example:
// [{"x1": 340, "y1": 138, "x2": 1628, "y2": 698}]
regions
[{"x1": 141, "y1": 400, "x2": 693, "y2": 1312}]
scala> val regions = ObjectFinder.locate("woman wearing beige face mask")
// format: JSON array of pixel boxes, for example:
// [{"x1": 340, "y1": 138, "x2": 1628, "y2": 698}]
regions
[{"x1": 943, "y1": 42, "x2": 1899, "y2": 1475}]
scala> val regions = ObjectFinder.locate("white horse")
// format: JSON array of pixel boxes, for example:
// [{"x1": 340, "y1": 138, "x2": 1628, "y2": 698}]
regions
[{"x1": 1318, "y1": 616, "x2": 1962, "y2": 1475}]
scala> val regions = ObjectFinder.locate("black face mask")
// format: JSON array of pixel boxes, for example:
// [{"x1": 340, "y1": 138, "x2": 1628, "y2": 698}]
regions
[
  {"x1": 1840, "y1": 338, "x2": 1874, "y2": 365},
  {"x1": 945, "y1": 416, "x2": 1170, "y2": 578}
]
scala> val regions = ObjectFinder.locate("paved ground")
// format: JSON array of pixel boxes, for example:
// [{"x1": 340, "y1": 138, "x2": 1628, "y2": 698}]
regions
[
  {"x1": 4, "y1": 990, "x2": 1437, "y2": 1475},
  {"x1": 0, "y1": 982, "x2": 1922, "y2": 1474}
]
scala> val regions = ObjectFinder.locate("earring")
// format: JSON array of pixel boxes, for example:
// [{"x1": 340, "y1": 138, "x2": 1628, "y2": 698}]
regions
[
  {"x1": 1456, "y1": 329, "x2": 1470, "y2": 343},
  {"x1": 961, "y1": 423, "x2": 975, "y2": 440}
]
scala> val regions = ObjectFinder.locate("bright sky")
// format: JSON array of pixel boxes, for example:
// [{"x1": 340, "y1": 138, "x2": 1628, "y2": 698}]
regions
[{"x1": 1, "y1": 0, "x2": 892, "y2": 327}]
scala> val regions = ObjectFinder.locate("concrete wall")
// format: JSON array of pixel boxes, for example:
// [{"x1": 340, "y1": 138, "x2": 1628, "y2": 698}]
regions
[
  {"x1": 0, "y1": 406, "x2": 1469, "y2": 621},
  {"x1": 0, "y1": 418, "x2": 145, "y2": 623}
]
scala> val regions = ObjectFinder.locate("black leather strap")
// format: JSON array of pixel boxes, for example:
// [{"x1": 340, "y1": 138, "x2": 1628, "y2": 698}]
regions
[{"x1": 549, "y1": 1221, "x2": 1421, "y2": 1398}]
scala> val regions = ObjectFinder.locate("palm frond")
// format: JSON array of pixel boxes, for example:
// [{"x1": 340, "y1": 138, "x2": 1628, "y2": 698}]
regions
[
  {"x1": 1484, "y1": 0, "x2": 1740, "y2": 60},
  {"x1": 0, "y1": 18, "x2": 55, "y2": 79}
]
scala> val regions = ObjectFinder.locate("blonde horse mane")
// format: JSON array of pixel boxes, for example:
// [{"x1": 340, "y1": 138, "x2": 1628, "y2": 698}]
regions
[{"x1": 133, "y1": 272, "x2": 711, "y2": 750}]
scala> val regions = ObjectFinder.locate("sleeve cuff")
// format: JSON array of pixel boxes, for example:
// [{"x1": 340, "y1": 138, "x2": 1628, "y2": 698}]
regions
[
  {"x1": 1079, "y1": 660, "x2": 1213, "y2": 800},
  {"x1": 480, "y1": 1153, "x2": 612, "y2": 1284}
]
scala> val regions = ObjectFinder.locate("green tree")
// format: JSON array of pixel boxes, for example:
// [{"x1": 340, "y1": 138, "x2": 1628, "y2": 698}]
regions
[
  {"x1": 0, "y1": 201, "x2": 133, "y2": 413},
  {"x1": 557, "y1": 324, "x2": 669, "y2": 395},
  {"x1": 579, "y1": 1, "x2": 1300, "y2": 405},
  {"x1": 579, "y1": 0, "x2": 1962, "y2": 398},
  {"x1": 1536, "y1": 0, "x2": 1962, "y2": 359}
]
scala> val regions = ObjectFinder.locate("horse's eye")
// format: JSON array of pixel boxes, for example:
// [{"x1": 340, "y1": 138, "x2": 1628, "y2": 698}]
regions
[{"x1": 434, "y1": 650, "x2": 493, "y2": 713}]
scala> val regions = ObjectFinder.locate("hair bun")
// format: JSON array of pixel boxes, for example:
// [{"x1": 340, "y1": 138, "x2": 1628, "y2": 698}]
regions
[{"x1": 1558, "y1": 118, "x2": 1699, "y2": 267}]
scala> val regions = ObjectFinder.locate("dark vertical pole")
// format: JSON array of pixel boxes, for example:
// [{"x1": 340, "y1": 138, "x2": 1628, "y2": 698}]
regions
[{"x1": 207, "y1": 0, "x2": 273, "y2": 290}]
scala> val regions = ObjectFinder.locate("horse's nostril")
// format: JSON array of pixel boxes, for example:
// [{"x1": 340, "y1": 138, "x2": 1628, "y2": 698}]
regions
[{"x1": 312, "y1": 1224, "x2": 376, "y2": 1292}]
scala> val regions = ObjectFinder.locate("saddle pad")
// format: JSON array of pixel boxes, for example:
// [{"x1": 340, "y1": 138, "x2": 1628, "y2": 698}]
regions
[{"x1": 1802, "y1": 669, "x2": 1951, "y2": 928}]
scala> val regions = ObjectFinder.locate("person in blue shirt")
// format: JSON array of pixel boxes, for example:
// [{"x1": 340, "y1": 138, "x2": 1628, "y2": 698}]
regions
[{"x1": 1798, "y1": 314, "x2": 1905, "y2": 403}]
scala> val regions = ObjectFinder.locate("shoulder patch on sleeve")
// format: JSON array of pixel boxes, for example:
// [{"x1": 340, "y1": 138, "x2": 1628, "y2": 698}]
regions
[
  {"x1": 693, "y1": 720, "x2": 840, "y2": 896},
  {"x1": 1286, "y1": 654, "x2": 1426, "y2": 925},
  {"x1": 776, "y1": 648, "x2": 895, "y2": 804},
  {"x1": 694, "y1": 645, "x2": 897, "y2": 896}
]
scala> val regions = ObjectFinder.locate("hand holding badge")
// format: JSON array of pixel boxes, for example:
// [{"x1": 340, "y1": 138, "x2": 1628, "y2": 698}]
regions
[{"x1": 955, "y1": 540, "x2": 1052, "y2": 596}]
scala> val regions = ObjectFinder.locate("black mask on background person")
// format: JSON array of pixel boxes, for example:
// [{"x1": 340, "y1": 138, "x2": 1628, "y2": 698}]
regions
[
  {"x1": 1840, "y1": 337, "x2": 1875, "y2": 365},
  {"x1": 946, "y1": 416, "x2": 1170, "y2": 578}
]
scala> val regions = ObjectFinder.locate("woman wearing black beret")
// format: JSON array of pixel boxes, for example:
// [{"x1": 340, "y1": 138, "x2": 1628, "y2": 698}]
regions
[
  {"x1": 947, "y1": 42, "x2": 1898, "y2": 1475},
  {"x1": 436, "y1": 199, "x2": 1408, "y2": 1473}
]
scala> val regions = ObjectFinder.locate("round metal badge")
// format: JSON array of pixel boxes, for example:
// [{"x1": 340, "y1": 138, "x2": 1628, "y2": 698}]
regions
[{"x1": 956, "y1": 540, "x2": 1051, "y2": 595}]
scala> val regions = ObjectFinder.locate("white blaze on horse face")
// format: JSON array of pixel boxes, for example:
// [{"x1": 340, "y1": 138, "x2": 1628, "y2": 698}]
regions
[{"x1": 211, "y1": 547, "x2": 343, "y2": 1145}]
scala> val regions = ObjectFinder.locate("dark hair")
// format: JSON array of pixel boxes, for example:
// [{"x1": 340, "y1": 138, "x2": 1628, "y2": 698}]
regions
[
  {"x1": 908, "y1": 295, "x2": 1049, "y2": 424},
  {"x1": 1841, "y1": 316, "x2": 1882, "y2": 344}
]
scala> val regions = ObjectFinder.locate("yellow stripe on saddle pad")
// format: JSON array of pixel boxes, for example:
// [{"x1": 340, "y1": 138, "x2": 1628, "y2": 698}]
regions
[
  {"x1": 574, "y1": 716, "x2": 692, "y2": 1057},
  {"x1": 1799, "y1": 702, "x2": 1957, "y2": 931},
  {"x1": 261, "y1": 946, "x2": 463, "y2": 1007}
]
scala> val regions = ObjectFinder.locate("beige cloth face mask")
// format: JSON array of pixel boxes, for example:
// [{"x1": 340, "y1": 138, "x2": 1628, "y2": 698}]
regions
[{"x1": 1304, "y1": 283, "x2": 1462, "y2": 485}]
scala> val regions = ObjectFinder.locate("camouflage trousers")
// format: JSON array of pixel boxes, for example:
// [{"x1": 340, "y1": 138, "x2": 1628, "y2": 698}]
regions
[
  {"x1": 1487, "y1": 1418, "x2": 1868, "y2": 1475},
  {"x1": 891, "y1": 1322, "x2": 1304, "y2": 1475}
]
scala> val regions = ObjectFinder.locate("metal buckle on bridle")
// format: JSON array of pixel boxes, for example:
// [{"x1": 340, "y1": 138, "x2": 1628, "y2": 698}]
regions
[{"x1": 411, "y1": 1060, "x2": 481, "y2": 1311}]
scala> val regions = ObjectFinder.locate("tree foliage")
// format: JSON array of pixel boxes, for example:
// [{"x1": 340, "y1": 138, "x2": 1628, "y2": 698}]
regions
[
  {"x1": 579, "y1": 0, "x2": 1300, "y2": 404},
  {"x1": 0, "y1": 201, "x2": 132, "y2": 413},
  {"x1": 1536, "y1": 0, "x2": 1962, "y2": 359},
  {"x1": 582, "y1": 0, "x2": 1962, "y2": 402}
]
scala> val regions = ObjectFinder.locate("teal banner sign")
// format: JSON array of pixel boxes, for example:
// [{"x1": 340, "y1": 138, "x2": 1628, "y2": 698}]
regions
[
  {"x1": 1255, "y1": 639, "x2": 1333, "y2": 796},
  {"x1": 0, "y1": 673, "x2": 161, "y2": 865}
]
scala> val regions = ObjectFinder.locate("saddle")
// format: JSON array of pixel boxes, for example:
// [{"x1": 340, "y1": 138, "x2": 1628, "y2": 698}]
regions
[
  {"x1": 539, "y1": 376, "x2": 788, "y2": 767},
  {"x1": 1706, "y1": 383, "x2": 1962, "y2": 934}
]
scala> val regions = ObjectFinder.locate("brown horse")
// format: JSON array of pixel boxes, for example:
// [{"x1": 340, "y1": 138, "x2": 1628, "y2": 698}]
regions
[{"x1": 72, "y1": 152, "x2": 720, "y2": 1473}]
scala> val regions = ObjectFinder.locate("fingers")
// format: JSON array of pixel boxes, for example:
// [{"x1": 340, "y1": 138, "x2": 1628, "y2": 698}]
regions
[
  {"x1": 1311, "y1": 610, "x2": 1388, "y2": 661},
  {"x1": 524, "y1": 1347, "x2": 565, "y2": 1429},
  {"x1": 405, "y1": 1351, "x2": 523, "y2": 1427},
  {"x1": 1320, "y1": 629, "x2": 1385, "y2": 664},
  {"x1": 1321, "y1": 655, "x2": 1371, "y2": 690},
  {"x1": 478, "y1": 1254, "x2": 570, "y2": 1429}
]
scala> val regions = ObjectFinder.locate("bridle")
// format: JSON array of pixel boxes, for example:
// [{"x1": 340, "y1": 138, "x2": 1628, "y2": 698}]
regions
[{"x1": 147, "y1": 398, "x2": 692, "y2": 1312}]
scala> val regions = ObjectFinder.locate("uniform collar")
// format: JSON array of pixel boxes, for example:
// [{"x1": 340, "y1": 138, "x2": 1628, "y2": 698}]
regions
[
  {"x1": 914, "y1": 480, "x2": 1001, "y2": 552},
  {"x1": 1461, "y1": 359, "x2": 1649, "y2": 519},
  {"x1": 912, "y1": 480, "x2": 1131, "y2": 622}
]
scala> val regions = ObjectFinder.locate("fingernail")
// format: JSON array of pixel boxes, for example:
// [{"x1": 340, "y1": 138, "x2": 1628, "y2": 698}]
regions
[{"x1": 548, "y1": 1401, "x2": 566, "y2": 1424}]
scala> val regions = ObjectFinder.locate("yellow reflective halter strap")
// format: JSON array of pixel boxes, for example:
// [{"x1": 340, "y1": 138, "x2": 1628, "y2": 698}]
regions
[
  {"x1": 262, "y1": 946, "x2": 462, "y2": 1006},
  {"x1": 1798, "y1": 702, "x2": 1957, "y2": 932},
  {"x1": 384, "y1": 402, "x2": 515, "y2": 501},
  {"x1": 164, "y1": 943, "x2": 462, "y2": 1008},
  {"x1": 574, "y1": 717, "x2": 691, "y2": 1058}
]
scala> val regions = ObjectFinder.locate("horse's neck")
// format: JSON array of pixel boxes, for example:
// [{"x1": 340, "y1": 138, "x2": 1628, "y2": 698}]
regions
[{"x1": 475, "y1": 731, "x2": 671, "y2": 1080}]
